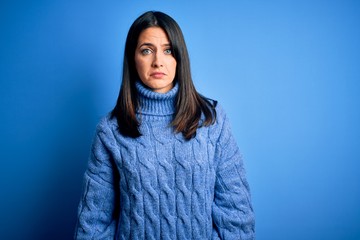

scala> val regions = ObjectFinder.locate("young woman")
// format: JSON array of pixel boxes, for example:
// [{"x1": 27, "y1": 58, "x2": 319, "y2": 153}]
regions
[{"x1": 74, "y1": 11, "x2": 255, "y2": 239}]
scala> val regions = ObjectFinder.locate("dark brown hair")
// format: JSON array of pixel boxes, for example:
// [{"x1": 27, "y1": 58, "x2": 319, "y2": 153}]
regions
[{"x1": 111, "y1": 11, "x2": 216, "y2": 140}]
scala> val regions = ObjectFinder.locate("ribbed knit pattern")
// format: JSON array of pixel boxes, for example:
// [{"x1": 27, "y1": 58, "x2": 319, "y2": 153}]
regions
[{"x1": 74, "y1": 82, "x2": 255, "y2": 240}]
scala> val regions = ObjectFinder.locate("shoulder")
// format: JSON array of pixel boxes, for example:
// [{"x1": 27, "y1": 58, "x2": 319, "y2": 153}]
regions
[
  {"x1": 89, "y1": 113, "x2": 127, "y2": 156},
  {"x1": 201, "y1": 96, "x2": 226, "y2": 118},
  {"x1": 92, "y1": 113, "x2": 120, "y2": 142},
  {"x1": 206, "y1": 98, "x2": 227, "y2": 127},
  {"x1": 96, "y1": 113, "x2": 118, "y2": 131},
  {"x1": 203, "y1": 99, "x2": 231, "y2": 142},
  {"x1": 214, "y1": 102, "x2": 227, "y2": 121},
  {"x1": 199, "y1": 96, "x2": 226, "y2": 123}
]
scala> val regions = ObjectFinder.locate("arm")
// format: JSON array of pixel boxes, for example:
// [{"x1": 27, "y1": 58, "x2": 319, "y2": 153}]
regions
[
  {"x1": 212, "y1": 110, "x2": 255, "y2": 240},
  {"x1": 74, "y1": 118, "x2": 119, "y2": 240}
]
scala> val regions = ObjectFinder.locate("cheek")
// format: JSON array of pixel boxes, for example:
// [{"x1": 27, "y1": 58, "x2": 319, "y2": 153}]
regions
[
  {"x1": 171, "y1": 61, "x2": 177, "y2": 75},
  {"x1": 135, "y1": 59, "x2": 146, "y2": 75}
]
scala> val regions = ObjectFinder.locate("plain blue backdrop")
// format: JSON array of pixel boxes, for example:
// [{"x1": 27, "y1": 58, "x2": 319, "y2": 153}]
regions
[{"x1": 1, "y1": 1, "x2": 359, "y2": 239}]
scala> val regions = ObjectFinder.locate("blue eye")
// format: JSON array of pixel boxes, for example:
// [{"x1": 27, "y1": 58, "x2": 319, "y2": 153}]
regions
[
  {"x1": 141, "y1": 49, "x2": 152, "y2": 55},
  {"x1": 164, "y1": 49, "x2": 172, "y2": 55}
]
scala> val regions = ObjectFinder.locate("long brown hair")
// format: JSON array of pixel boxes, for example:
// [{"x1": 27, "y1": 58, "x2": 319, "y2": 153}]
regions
[{"x1": 111, "y1": 11, "x2": 216, "y2": 140}]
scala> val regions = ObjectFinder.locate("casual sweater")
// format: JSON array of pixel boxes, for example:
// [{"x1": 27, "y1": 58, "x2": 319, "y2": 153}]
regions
[{"x1": 74, "y1": 81, "x2": 255, "y2": 240}]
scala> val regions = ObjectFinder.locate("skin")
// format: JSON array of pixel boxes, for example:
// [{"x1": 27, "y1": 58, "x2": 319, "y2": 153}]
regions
[{"x1": 135, "y1": 27, "x2": 177, "y2": 93}]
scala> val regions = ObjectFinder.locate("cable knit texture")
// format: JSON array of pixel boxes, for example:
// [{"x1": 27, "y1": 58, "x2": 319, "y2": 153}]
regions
[{"x1": 74, "y1": 82, "x2": 255, "y2": 240}]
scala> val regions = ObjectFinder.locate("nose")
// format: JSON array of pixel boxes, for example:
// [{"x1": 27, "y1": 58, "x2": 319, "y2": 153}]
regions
[{"x1": 151, "y1": 51, "x2": 163, "y2": 68}]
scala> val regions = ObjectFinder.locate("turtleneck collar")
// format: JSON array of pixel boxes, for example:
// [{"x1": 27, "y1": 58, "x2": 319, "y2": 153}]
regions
[{"x1": 136, "y1": 81, "x2": 178, "y2": 117}]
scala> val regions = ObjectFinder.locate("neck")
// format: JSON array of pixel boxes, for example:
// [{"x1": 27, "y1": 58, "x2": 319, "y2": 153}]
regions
[{"x1": 136, "y1": 81, "x2": 178, "y2": 120}]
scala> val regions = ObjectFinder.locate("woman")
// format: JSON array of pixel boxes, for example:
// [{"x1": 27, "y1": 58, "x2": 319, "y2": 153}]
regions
[{"x1": 74, "y1": 11, "x2": 255, "y2": 239}]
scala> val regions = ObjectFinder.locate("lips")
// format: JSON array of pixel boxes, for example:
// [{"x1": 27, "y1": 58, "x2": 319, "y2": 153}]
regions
[{"x1": 150, "y1": 72, "x2": 166, "y2": 78}]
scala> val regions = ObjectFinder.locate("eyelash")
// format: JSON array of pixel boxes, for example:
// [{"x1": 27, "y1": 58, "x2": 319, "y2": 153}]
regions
[
  {"x1": 140, "y1": 48, "x2": 172, "y2": 55},
  {"x1": 141, "y1": 49, "x2": 152, "y2": 55},
  {"x1": 164, "y1": 49, "x2": 172, "y2": 55}
]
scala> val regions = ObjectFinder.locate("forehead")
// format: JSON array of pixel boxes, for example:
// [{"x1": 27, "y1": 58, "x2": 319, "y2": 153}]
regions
[{"x1": 138, "y1": 27, "x2": 170, "y2": 43}]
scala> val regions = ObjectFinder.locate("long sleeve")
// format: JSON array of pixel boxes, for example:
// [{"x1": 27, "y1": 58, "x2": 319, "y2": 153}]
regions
[
  {"x1": 74, "y1": 119, "x2": 120, "y2": 240},
  {"x1": 212, "y1": 110, "x2": 255, "y2": 240}
]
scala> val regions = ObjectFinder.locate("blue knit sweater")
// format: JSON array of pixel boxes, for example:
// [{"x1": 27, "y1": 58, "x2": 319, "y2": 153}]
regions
[{"x1": 74, "y1": 82, "x2": 255, "y2": 240}]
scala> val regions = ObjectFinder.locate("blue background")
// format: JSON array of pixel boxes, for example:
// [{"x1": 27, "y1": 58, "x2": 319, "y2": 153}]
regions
[{"x1": 1, "y1": 1, "x2": 359, "y2": 239}]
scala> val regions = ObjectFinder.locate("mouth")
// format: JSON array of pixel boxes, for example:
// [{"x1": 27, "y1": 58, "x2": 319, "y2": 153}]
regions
[{"x1": 150, "y1": 72, "x2": 166, "y2": 78}]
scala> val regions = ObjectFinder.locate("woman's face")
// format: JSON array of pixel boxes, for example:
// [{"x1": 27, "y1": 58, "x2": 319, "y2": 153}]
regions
[{"x1": 135, "y1": 27, "x2": 177, "y2": 93}]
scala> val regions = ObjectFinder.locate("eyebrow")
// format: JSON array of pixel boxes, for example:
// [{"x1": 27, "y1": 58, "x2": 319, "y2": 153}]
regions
[{"x1": 138, "y1": 42, "x2": 171, "y2": 48}]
